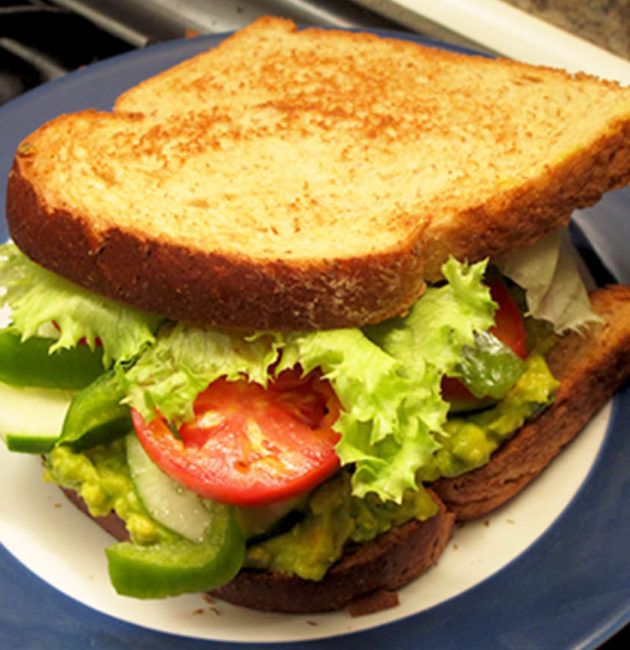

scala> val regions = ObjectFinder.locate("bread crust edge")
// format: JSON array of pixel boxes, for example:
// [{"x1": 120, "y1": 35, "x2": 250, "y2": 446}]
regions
[
  {"x1": 6, "y1": 163, "x2": 425, "y2": 331},
  {"x1": 61, "y1": 485, "x2": 455, "y2": 614},
  {"x1": 433, "y1": 285, "x2": 630, "y2": 519},
  {"x1": 421, "y1": 121, "x2": 630, "y2": 281}
]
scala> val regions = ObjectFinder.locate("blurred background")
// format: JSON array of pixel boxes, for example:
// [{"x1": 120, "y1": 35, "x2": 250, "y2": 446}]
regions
[{"x1": 2, "y1": 0, "x2": 630, "y2": 105}]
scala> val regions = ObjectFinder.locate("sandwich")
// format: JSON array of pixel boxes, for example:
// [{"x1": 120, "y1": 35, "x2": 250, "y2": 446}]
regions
[{"x1": 3, "y1": 16, "x2": 630, "y2": 615}]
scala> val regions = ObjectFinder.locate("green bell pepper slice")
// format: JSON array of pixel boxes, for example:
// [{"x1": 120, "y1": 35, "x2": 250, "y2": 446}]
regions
[
  {"x1": 106, "y1": 501, "x2": 245, "y2": 598},
  {"x1": 455, "y1": 330, "x2": 526, "y2": 400},
  {"x1": 0, "y1": 328, "x2": 104, "y2": 389},
  {"x1": 58, "y1": 370, "x2": 132, "y2": 450}
]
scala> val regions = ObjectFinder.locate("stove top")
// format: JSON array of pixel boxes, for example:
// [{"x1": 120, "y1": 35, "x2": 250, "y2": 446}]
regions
[
  {"x1": 0, "y1": 0, "x2": 409, "y2": 105},
  {"x1": 0, "y1": 0, "x2": 137, "y2": 103}
]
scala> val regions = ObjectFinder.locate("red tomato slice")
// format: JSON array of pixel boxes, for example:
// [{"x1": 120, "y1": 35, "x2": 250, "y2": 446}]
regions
[
  {"x1": 132, "y1": 368, "x2": 341, "y2": 507},
  {"x1": 441, "y1": 277, "x2": 527, "y2": 402},
  {"x1": 487, "y1": 278, "x2": 527, "y2": 360}
]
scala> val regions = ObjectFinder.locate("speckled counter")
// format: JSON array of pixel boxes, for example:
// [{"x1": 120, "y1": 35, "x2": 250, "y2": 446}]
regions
[{"x1": 505, "y1": 0, "x2": 630, "y2": 60}]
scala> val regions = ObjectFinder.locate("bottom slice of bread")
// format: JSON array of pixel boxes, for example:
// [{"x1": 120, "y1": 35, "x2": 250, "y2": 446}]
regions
[
  {"x1": 433, "y1": 285, "x2": 630, "y2": 520},
  {"x1": 58, "y1": 286, "x2": 630, "y2": 613},
  {"x1": 212, "y1": 495, "x2": 455, "y2": 613}
]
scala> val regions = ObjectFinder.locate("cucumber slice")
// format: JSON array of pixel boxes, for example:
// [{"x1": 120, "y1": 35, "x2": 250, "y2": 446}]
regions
[
  {"x1": 126, "y1": 433, "x2": 212, "y2": 543},
  {"x1": 121, "y1": 433, "x2": 246, "y2": 598},
  {"x1": 127, "y1": 432, "x2": 308, "y2": 543},
  {"x1": 0, "y1": 380, "x2": 74, "y2": 453}
]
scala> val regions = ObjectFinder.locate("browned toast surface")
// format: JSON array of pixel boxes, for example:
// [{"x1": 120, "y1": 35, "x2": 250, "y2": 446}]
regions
[{"x1": 8, "y1": 17, "x2": 630, "y2": 329}]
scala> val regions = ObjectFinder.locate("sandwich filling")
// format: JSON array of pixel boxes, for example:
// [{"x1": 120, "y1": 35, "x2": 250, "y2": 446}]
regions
[{"x1": 0, "y1": 230, "x2": 596, "y2": 597}]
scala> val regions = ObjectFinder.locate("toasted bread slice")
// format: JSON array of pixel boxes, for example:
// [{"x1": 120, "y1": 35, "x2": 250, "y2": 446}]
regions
[
  {"x1": 8, "y1": 16, "x2": 630, "y2": 330},
  {"x1": 57, "y1": 286, "x2": 630, "y2": 612},
  {"x1": 433, "y1": 285, "x2": 630, "y2": 520},
  {"x1": 211, "y1": 495, "x2": 454, "y2": 614}
]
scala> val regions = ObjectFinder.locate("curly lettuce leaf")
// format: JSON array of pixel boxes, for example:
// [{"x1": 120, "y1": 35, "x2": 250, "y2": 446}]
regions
[
  {"x1": 496, "y1": 228, "x2": 600, "y2": 334},
  {"x1": 278, "y1": 328, "x2": 443, "y2": 502},
  {"x1": 0, "y1": 243, "x2": 161, "y2": 366},
  {"x1": 121, "y1": 258, "x2": 498, "y2": 504},
  {"x1": 2, "y1": 241, "x2": 504, "y2": 504},
  {"x1": 289, "y1": 259, "x2": 500, "y2": 502},
  {"x1": 341, "y1": 257, "x2": 499, "y2": 499},
  {"x1": 366, "y1": 257, "x2": 497, "y2": 378},
  {"x1": 123, "y1": 323, "x2": 440, "y2": 504},
  {"x1": 121, "y1": 324, "x2": 283, "y2": 424}
]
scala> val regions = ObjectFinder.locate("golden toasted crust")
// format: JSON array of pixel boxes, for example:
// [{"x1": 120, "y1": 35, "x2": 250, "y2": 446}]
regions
[
  {"x1": 8, "y1": 17, "x2": 630, "y2": 329},
  {"x1": 6, "y1": 165, "x2": 423, "y2": 330},
  {"x1": 433, "y1": 285, "x2": 630, "y2": 520}
]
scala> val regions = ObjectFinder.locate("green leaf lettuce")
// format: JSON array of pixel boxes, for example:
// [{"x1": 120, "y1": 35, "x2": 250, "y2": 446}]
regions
[
  {"x1": 2, "y1": 242, "x2": 503, "y2": 505},
  {"x1": 0, "y1": 243, "x2": 161, "y2": 366},
  {"x1": 496, "y1": 228, "x2": 601, "y2": 333},
  {"x1": 121, "y1": 257, "x2": 498, "y2": 504}
]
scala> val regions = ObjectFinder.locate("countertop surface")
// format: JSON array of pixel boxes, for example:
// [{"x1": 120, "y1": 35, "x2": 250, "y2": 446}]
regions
[
  {"x1": 504, "y1": 0, "x2": 630, "y2": 61},
  {"x1": 351, "y1": 0, "x2": 630, "y2": 81}
]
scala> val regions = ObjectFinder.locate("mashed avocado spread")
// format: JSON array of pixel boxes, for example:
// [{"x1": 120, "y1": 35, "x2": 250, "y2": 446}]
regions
[
  {"x1": 44, "y1": 351, "x2": 557, "y2": 581},
  {"x1": 419, "y1": 353, "x2": 557, "y2": 481},
  {"x1": 45, "y1": 439, "x2": 177, "y2": 545}
]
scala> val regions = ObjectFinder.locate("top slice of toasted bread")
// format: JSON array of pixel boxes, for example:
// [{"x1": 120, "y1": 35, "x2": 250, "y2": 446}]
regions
[{"x1": 7, "y1": 16, "x2": 630, "y2": 329}]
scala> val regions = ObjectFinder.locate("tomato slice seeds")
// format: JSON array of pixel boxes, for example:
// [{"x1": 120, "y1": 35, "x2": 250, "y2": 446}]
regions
[{"x1": 133, "y1": 369, "x2": 341, "y2": 507}]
